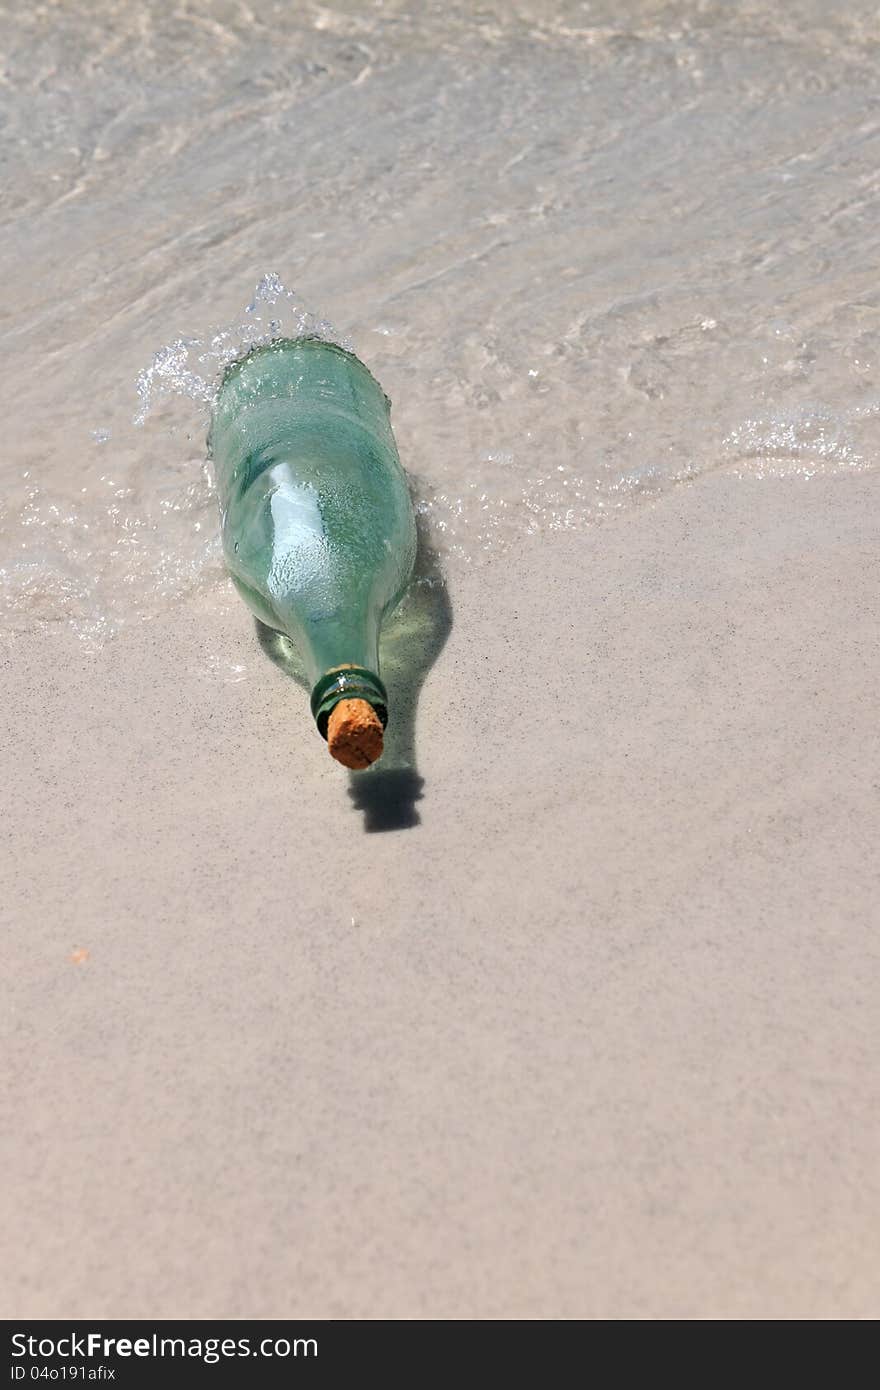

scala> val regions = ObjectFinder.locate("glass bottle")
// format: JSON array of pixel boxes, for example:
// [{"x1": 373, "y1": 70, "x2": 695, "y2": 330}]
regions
[{"x1": 208, "y1": 338, "x2": 417, "y2": 764}]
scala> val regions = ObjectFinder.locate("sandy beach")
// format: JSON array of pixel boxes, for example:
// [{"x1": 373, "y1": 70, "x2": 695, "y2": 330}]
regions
[
  {"x1": 4, "y1": 467, "x2": 878, "y2": 1319},
  {"x1": 3, "y1": 0, "x2": 880, "y2": 1321}
]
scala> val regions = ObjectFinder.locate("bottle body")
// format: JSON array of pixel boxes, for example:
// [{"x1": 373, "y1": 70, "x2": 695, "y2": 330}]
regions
[{"x1": 209, "y1": 338, "x2": 417, "y2": 739}]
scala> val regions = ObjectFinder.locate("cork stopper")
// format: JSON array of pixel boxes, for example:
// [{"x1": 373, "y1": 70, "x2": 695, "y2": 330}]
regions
[{"x1": 327, "y1": 698, "x2": 384, "y2": 770}]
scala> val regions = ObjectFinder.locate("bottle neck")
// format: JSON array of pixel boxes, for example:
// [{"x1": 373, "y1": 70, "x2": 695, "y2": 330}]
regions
[
  {"x1": 270, "y1": 597, "x2": 387, "y2": 740},
  {"x1": 310, "y1": 667, "x2": 389, "y2": 741}
]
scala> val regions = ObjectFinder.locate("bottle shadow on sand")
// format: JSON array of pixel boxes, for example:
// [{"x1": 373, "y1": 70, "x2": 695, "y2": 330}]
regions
[{"x1": 255, "y1": 518, "x2": 452, "y2": 832}]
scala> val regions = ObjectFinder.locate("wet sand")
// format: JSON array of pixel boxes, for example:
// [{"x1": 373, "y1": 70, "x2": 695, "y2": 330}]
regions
[{"x1": 3, "y1": 468, "x2": 878, "y2": 1319}]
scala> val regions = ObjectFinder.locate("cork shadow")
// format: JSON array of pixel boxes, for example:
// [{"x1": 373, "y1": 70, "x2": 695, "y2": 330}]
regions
[{"x1": 254, "y1": 517, "x2": 452, "y2": 833}]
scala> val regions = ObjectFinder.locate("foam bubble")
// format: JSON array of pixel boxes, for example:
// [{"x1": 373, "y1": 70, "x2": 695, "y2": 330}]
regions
[{"x1": 134, "y1": 274, "x2": 353, "y2": 426}]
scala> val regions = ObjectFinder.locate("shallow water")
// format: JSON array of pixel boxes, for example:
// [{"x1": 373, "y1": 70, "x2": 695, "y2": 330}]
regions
[{"x1": 2, "y1": 0, "x2": 879, "y2": 640}]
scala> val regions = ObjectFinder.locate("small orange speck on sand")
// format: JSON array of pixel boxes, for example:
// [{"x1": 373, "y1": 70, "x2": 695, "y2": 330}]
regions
[{"x1": 70, "y1": 948, "x2": 89, "y2": 965}]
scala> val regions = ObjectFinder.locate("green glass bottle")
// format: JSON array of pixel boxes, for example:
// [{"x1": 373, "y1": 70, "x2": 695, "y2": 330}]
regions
[{"x1": 208, "y1": 338, "x2": 417, "y2": 767}]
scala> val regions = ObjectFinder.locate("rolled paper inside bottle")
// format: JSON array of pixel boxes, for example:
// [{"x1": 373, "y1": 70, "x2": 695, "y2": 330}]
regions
[{"x1": 310, "y1": 666, "x2": 389, "y2": 740}]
